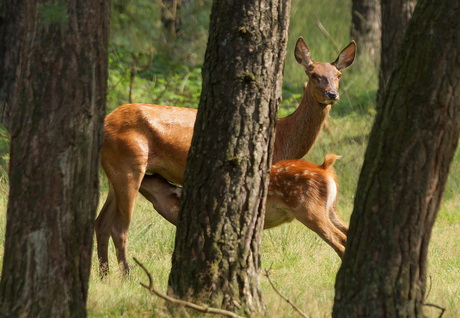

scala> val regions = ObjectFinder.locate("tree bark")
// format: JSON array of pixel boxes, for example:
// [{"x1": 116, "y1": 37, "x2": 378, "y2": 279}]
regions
[
  {"x1": 167, "y1": 0, "x2": 290, "y2": 315},
  {"x1": 0, "y1": 1, "x2": 110, "y2": 316},
  {"x1": 377, "y1": 0, "x2": 416, "y2": 104},
  {"x1": 351, "y1": 0, "x2": 381, "y2": 62},
  {"x1": 333, "y1": 0, "x2": 460, "y2": 316}
]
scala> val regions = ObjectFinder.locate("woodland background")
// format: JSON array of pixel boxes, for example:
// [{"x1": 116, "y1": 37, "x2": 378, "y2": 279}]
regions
[{"x1": 0, "y1": 0, "x2": 458, "y2": 317}]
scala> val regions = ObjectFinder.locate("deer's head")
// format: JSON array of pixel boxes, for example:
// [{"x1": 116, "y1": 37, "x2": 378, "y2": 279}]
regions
[{"x1": 295, "y1": 37, "x2": 356, "y2": 105}]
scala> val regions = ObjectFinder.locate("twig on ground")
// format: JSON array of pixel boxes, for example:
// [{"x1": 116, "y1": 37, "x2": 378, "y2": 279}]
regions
[
  {"x1": 425, "y1": 275, "x2": 433, "y2": 300},
  {"x1": 133, "y1": 257, "x2": 245, "y2": 318},
  {"x1": 423, "y1": 303, "x2": 446, "y2": 318},
  {"x1": 264, "y1": 269, "x2": 309, "y2": 318},
  {"x1": 422, "y1": 276, "x2": 446, "y2": 318}
]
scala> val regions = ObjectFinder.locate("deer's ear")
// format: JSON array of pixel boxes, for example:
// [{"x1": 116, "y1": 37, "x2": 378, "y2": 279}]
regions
[
  {"x1": 333, "y1": 40, "x2": 356, "y2": 70},
  {"x1": 295, "y1": 37, "x2": 313, "y2": 70}
]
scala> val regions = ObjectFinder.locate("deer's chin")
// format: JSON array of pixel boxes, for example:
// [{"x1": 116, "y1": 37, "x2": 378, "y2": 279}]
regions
[{"x1": 323, "y1": 98, "x2": 339, "y2": 105}]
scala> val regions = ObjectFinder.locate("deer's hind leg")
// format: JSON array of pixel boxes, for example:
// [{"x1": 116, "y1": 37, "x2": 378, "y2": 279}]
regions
[
  {"x1": 99, "y1": 135, "x2": 148, "y2": 275},
  {"x1": 109, "y1": 168, "x2": 144, "y2": 275},
  {"x1": 328, "y1": 206, "x2": 349, "y2": 235},
  {"x1": 293, "y1": 203, "x2": 347, "y2": 259},
  {"x1": 95, "y1": 184, "x2": 116, "y2": 276}
]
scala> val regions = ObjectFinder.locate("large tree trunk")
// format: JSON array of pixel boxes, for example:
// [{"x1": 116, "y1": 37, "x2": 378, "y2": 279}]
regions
[
  {"x1": 333, "y1": 0, "x2": 460, "y2": 316},
  {"x1": 0, "y1": 1, "x2": 109, "y2": 316},
  {"x1": 167, "y1": 0, "x2": 290, "y2": 315},
  {"x1": 377, "y1": 0, "x2": 416, "y2": 103},
  {"x1": 351, "y1": 0, "x2": 381, "y2": 62}
]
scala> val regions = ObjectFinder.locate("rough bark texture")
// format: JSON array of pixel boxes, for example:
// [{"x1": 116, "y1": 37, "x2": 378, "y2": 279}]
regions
[
  {"x1": 377, "y1": 0, "x2": 416, "y2": 104},
  {"x1": 333, "y1": 0, "x2": 460, "y2": 316},
  {"x1": 168, "y1": 0, "x2": 290, "y2": 315},
  {"x1": 0, "y1": 1, "x2": 109, "y2": 316},
  {"x1": 351, "y1": 0, "x2": 381, "y2": 61}
]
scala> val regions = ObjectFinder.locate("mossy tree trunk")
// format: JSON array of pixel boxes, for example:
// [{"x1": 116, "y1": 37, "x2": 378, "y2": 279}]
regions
[
  {"x1": 377, "y1": 0, "x2": 416, "y2": 103},
  {"x1": 167, "y1": 0, "x2": 290, "y2": 315},
  {"x1": 333, "y1": 0, "x2": 460, "y2": 316},
  {"x1": 0, "y1": 0, "x2": 110, "y2": 316}
]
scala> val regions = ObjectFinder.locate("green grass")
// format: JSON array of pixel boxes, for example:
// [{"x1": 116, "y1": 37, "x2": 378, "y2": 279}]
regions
[
  {"x1": 0, "y1": 101, "x2": 458, "y2": 318},
  {"x1": 80, "y1": 112, "x2": 459, "y2": 317}
]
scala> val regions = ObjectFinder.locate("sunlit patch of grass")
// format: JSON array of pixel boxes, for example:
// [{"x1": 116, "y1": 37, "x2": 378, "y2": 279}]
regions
[
  {"x1": 88, "y1": 195, "x2": 175, "y2": 317},
  {"x1": 86, "y1": 114, "x2": 459, "y2": 317},
  {"x1": 261, "y1": 221, "x2": 342, "y2": 317},
  {"x1": 426, "y1": 222, "x2": 460, "y2": 317}
]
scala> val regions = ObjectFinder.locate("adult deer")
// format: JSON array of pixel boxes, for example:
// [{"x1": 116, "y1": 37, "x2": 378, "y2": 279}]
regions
[
  {"x1": 96, "y1": 37, "x2": 356, "y2": 274},
  {"x1": 140, "y1": 154, "x2": 348, "y2": 258}
]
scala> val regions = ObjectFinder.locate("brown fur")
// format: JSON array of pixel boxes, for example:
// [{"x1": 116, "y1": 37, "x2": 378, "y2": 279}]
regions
[
  {"x1": 265, "y1": 154, "x2": 348, "y2": 258},
  {"x1": 95, "y1": 38, "x2": 356, "y2": 274},
  {"x1": 117, "y1": 154, "x2": 349, "y2": 259}
]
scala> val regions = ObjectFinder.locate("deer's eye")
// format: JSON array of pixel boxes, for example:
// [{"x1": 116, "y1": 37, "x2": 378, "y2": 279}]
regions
[{"x1": 310, "y1": 74, "x2": 319, "y2": 80}]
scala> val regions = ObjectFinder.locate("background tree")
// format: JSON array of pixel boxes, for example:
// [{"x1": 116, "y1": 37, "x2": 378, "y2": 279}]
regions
[
  {"x1": 350, "y1": 0, "x2": 381, "y2": 62},
  {"x1": 0, "y1": 0, "x2": 109, "y2": 316},
  {"x1": 159, "y1": 0, "x2": 188, "y2": 37},
  {"x1": 167, "y1": 0, "x2": 291, "y2": 315},
  {"x1": 378, "y1": 0, "x2": 416, "y2": 103},
  {"x1": 333, "y1": 0, "x2": 460, "y2": 316},
  {"x1": 108, "y1": 0, "x2": 210, "y2": 108}
]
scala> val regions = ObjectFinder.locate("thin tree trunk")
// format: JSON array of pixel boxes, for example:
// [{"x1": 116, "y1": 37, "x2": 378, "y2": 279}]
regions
[
  {"x1": 333, "y1": 0, "x2": 460, "y2": 316},
  {"x1": 168, "y1": 0, "x2": 291, "y2": 315},
  {"x1": 351, "y1": 0, "x2": 381, "y2": 62},
  {"x1": 0, "y1": 1, "x2": 110, "y2": 316},
  {"x1": 160, "y1": 0, "x2": 182, "y2": 36},
  {"x1": 377, "y1": 0, "x2": 416, "y2": 104}
]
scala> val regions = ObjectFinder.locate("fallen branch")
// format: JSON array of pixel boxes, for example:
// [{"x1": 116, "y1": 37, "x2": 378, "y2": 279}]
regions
[
  {"x1": 425, "y1": 275, "x2": 433, "y2": 301},
  {"x1": 423, "y1": 303, "x2": 446, "y2": 318},
  {"x1": 264, "y1": 269, "x2": 309, "y2": 318},
  {"x1": 133, "y1": 257, "x2": 245, "y2": 318},
  {"x1": 423, "y1": 276, "x2": 446, "y2": 318}
]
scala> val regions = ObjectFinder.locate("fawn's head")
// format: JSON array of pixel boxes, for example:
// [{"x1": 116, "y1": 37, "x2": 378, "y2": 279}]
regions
[{"x1": 295, "y1": 37, "x2": 356, "y2": 105}]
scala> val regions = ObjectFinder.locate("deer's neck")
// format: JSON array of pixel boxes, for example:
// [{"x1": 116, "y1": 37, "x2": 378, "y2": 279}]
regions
[{"x1": 273, "y1": 84, "x2": 331, "y2": 163}]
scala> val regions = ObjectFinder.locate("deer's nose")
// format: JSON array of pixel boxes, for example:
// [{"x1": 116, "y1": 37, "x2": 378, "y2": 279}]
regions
[{"x1": 326, "y1": 91, "x2": 339, "y2": 100}]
